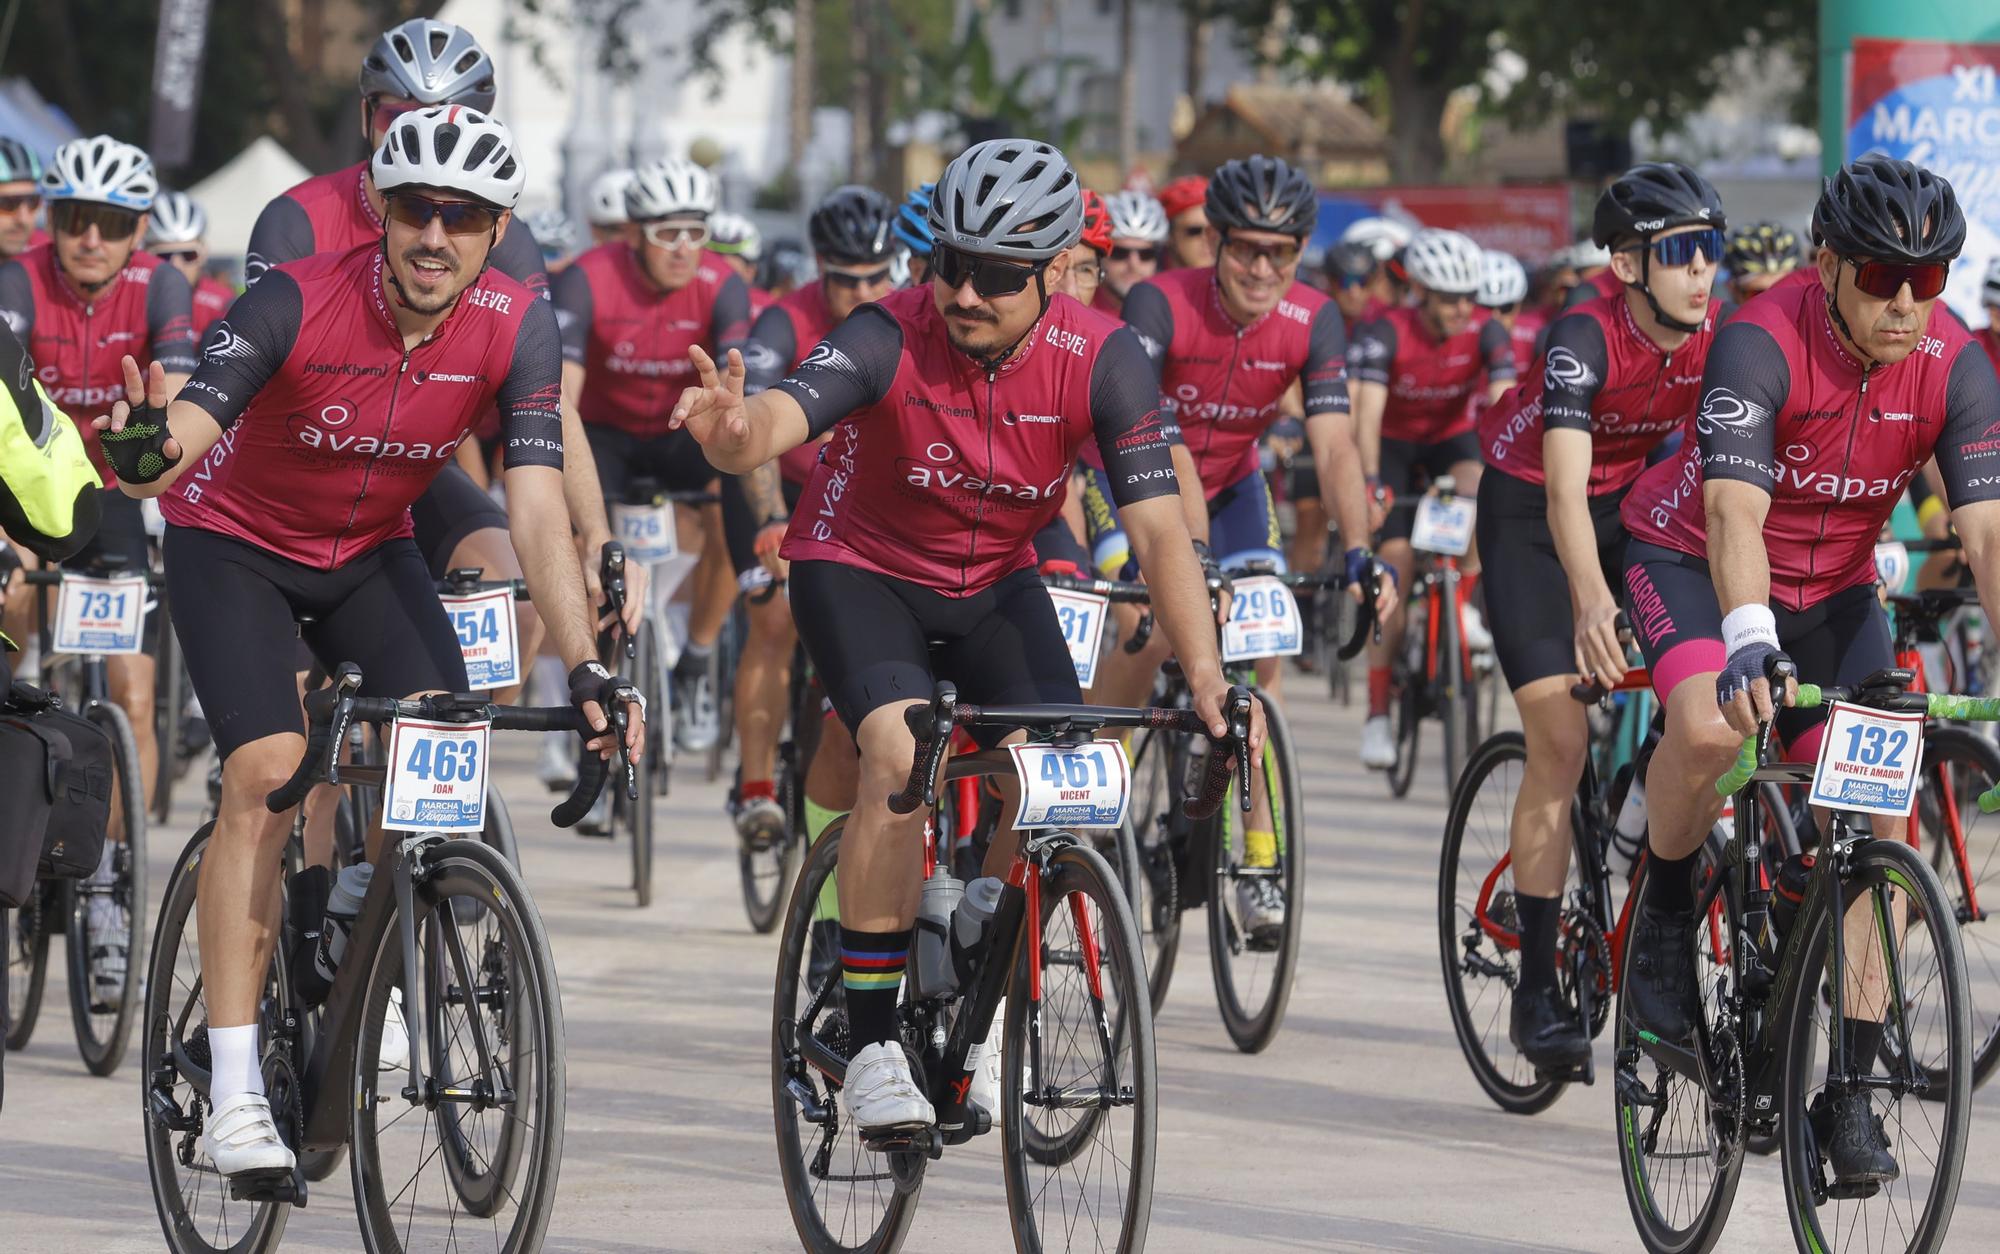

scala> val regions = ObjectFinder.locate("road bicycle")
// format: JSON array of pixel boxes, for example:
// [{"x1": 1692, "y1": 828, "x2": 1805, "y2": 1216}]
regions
[
  {"x1": 142, "y1": 662, "x2": 633, "y2": 1252},
  {"x1": 771, "y1": 679, "x2": 1250, "y2": 1252},
  {"x1": 1383, "y1": 477, "x2": 1483, "y2": 798}
]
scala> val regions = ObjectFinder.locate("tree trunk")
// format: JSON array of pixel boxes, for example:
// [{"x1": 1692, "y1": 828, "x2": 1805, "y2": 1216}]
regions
[
  {"x1": 790, "y1": 0, "x2": 814, "y2": 182},
  {"x1": 1117, "y1": 0, "x2": 1136, "y2": 172},
  {"x1": 1184, "y1": 1, "x2": 1209, "y2": 108},
  {"x1": 1382, "y1": 72, "x2": 1450, "y2": 184},
  {"x1": 865, "y1": 0, "x2": 891, "y2": 190},
  {"x1": 846, "y1": 0, "x2": 874, "y2": 185},
  {"x1": 255, "y1": 0, "x2": 336, "y2": 171}
]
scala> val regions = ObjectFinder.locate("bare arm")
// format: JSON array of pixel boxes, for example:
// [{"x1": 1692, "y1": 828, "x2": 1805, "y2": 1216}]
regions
[
  {"x1": 558, "y1": 360, "x2": 612, "y2": 550},
  {"x1": 1351, "y1": 380, "x2": 1387, "y2": 480},
  {"x1": 505, "y1": 463, "x2": 596, "y2": 669},
  {"x1": 1953, "y1": 500, "x2": 2000, "y2": 635},
  {"x1": 1705, "y1": 478, "x2": 1774, "y2": 618},
  {"x1": 1169, "y1": 443, "x2": 1208, "y2": 543}
]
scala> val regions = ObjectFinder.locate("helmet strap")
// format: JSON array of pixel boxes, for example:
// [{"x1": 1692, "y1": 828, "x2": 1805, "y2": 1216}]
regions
[
  {"x1": 1824, "y1": 266, "x2": 1880, "y2": 370},
  {"x1": 968, "y1": 268, "x2": 1050, "y2": 373},
  {"x1": 1636, "y1": 247, "x2": 1702, "y2": 336}
]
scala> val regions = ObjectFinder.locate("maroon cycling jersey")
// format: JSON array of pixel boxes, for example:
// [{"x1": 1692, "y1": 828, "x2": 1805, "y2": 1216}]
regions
[
  {"x1": 1976, "y1": 324, "x2": 2000, "y2": 376},
  {"x1": 192, "y1": 276, "x2": 233, "y2": 337},
  {"x1": 163, "y1": 244, "x2": 563, "y2": 569},
  {"x1": 244, "y1": 161, "x2": 548, "y2": 300},
  {"x1": 1623, "y1": 273, "x2": 2000, "y2": 610},
  {"x1": 1349, "y1": 304, "x2": 1514, "y2": 444},
  {"x1": 0, "y1": 243, "x2": 198, "y2": 482},
  {"x1": 552, "y1": 242, "x2": 751, "y2": 438},
  {"x1": 1480, "y1": 293, "x2": 1712, "y2": 495},
  {"x1": 743, "y1": 281, "x2": 841, "y2": 486},
  {"x1": 775, "y1": 286, "x2": 1178, "y2": 595},
  {"x1": 1118, "y1": 267, "x2": 1349, "y2": 497},
  {"x1": 1506, "y1": 306, "x2": 1549, "y2": 376}
]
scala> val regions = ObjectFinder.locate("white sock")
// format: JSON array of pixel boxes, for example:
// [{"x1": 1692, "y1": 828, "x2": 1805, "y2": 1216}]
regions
[{"x1": 207, "y1": 1023, "x2": 263, "y2": 1103}]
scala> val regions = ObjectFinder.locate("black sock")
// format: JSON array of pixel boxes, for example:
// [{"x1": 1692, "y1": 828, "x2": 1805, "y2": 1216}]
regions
[
  {"x1": 1515, "y1": 892, "x2": 1561, "y2": 997},
  {"x1": 840, "y1": 926, "x2": 910, "y2": 1050},
  {"x1": 1840, "y1": 1017, "x2": 1886, "y2": 1078},
  {"x1": 1645, "y1": 849, "x2": 1698, "y2": 915}
]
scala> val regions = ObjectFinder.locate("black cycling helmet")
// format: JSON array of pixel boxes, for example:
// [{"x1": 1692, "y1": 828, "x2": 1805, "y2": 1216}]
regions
[
  {"x1": 809, "y1": 184, "x2": 896, "y2": 264},
  {"x1": 1205, "y1": 155, "x2": 1317, "y2": 240},
  {"x1": 0, "y1": 136, "x2": 40, "y2": 184},
  {"x1": 1590, "y1": 162, "x2": 1724, "y2": 248},
  {"x1": 1725, "y1": 221, "x2": 1802, "y2": 276},
  {"x1": 1326, "y1": 240, "x2": 1376, "y2": 284},
  {"x1": 1811, "y1": 154, "x2": 1965, "y2": 265}
]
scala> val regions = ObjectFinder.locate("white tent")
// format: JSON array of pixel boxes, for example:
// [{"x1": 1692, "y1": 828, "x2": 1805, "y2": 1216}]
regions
[{"x1": 186, "y1": 136, "x2": 311, "y2": 261}]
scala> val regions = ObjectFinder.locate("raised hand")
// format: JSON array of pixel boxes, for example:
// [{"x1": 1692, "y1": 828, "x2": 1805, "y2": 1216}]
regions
[{"x1": 667, "y1": 345, "x2": 750, "y2": 458}]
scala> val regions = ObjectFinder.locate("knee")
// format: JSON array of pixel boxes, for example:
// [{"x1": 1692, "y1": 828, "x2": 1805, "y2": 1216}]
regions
[
  {"x1": 1669, "y1": 708, "x2": 1745, "y2": 777},
  {"x1": 1523, "y1": 719, "x2": 1589, "y2": 781}
]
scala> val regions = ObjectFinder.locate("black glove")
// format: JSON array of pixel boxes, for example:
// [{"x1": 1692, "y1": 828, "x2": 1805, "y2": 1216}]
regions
[
  {"x1": 1717, "y1": 643, "x2": 1790, "y2": 710},
  {"x1": 1345, "y1": 546, "x2": 1395, "y2": 593},
  {"x1": 568, "y1": 660, "x2": 643, "y2": 720},
  {"x1": 100, "y1": 402, "x2": 181, "y2": 484}
]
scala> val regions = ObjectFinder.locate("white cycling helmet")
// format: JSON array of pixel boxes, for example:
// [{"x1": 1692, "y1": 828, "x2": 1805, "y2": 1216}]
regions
[
  {"x1": 43, "y1": 135, "x2": 156, "y2": 212},
  {"x1": 587, "y1": 168, "x2": 635, "y2": 227},
  {"x1": 1478, "y1": 249, "x2": 1528, "y2": 308},
  {"x1": 372, "y1": 105, "x2": 525, "y2": 211},
  {"x1": 522, "y1": 207, "x2": 575, "y2": 256},
  {"x1": 626, "y1": 157, "x2": 718, "y2": 221},
  {"x1": 1983, "y1": 257, "x2": 2000, "y2": 307},
  {"x1": 707, "y1": 210, "x2": 762, "y2": 261},
  {"x1": 1339, "y1": 215, "x2": 1412, "y2": 263},
  {"x1": 147, "y1": 190, "x2": 207, "y2": 246},
  {"x1": 1104, "y1": 190, "x2": 1168, "y2": 243},
  {"x1": 1559, "y1": 239, "x2": 1612, "y2": 270},
  {"x1": 1403, "y1": 228, "x2": 1485, "y2": 295}
]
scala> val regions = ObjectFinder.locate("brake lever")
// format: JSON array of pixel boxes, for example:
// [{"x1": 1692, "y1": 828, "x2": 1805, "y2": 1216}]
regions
[
  {"x1": 323, "y1": 665, "x2": 363, "y2": 788},
  {"x1": 1230, "y1": 689, "x2": 1254, "y2": 813},
  {"x1": 611, "y1": 698, "x2": 638, "y2": 801}
]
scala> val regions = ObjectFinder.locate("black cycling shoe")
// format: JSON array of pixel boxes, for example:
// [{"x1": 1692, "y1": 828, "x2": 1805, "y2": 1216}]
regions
[
  {"x1": 1810, "y1": 1089, "x2": 1899, "y2": 1196},
  {"x1": 1510, "y1": 984, "x2": 1592, "y2": 1071},
  {"x1": 1624, "y1": 904, "x2": 1702, "y2": 1044}
]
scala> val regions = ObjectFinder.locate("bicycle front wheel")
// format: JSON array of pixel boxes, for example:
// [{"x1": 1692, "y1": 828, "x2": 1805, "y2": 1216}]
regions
[
  {"x1": 1912, "y1": 726, "x2": 2000, "y2": 1090},
  {"x1": 6, "y1": 878, "x2": 52, "y2": 1051},
  {"x1": 1125, "y1": 724, "x2": 1183, "y2": 1012},
  {"x1": 68, "y1": 699, "x2": 147, "y2": 1075},
  {"x1": 350, "y1": 839, "x2": 565, "y2": 1253},
  {"x1": 1003, "y1": 839, "x2": 1156, "y2": 1253},
  {"x1": 626, "y1": 621, "x2": 661, "y2": 907},
  {"x1": 1205, "y1": 689, "x2": 1303, "y2": 1053},
  {"x1": 1778, "y1": 837, "x2": 1972, "y2": 1254}
]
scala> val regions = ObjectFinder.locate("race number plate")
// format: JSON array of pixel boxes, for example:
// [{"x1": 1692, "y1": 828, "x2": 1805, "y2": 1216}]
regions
[
  {"x1": 1873, "y1": 541, "x2": 1910, "y2": 594},
  {"x1": 382, "y1": 718, "x2": 490, "y2": 833},
  {"x1": 52, "y1": 573, "x2": 148, "y2": 655},
  {"x1": 440, "y1": 588, "x2": 520, "y2": 690},
  {"x1": 1222, "y1": 575, "x2": 1302, "y2": 662},
  {"x1": 1009, "y1": 740, "x2": 1130, "y2": 830},
  {"x1": 613, "y1": 501, "x2": 679, "y2": 565},
  {"x1": 1411, "y1": 494, "x2": 1475, "y2": 557},
  {"x1": 1048, "y1": 587, "x2": 1110, "y2": 687},
  {"x1": 1808, "y1": 702, "x2": 1922, "y2": 818}
]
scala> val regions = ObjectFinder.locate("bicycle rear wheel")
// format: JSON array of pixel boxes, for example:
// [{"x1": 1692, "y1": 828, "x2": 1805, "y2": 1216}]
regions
[
  {"x1": 1003, "y1": 839, "x2": 1156, "y2": 1253},
  {"x1": 1205, "y1": 690, "x2": 1303, "y2": 1053},
  {"x1": 1388, "y1": 675, "x2": 1421, "y2": 799},
  {"x1": 1779, "y1": 837, "x2": 1972, "y2": 1254},
  {"x1": 350, "y1": 839, "x2": 565, "y2": 1253},
  {"x1": 67, "y1": 699, "x2": 146, "y2": 1075},
  {"x1": 1911, "y1": 726, "x2": 2000, "y2": 1090},
  {"x1": 742, "y1": 736, "x2": 803, "y2": 934},
  {"x1": 1125, "y1": 725, "x2": 1182, "y2": 1013},
  {"x1": 772, "y1": 820, "x2": 921, "y2": 1252},
  {"x1": 5, "y1": 878, "x2": 52, "y2": 1050}
]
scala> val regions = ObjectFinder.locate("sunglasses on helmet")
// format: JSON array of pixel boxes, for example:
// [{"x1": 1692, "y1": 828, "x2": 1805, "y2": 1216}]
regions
[
  {"x1": 384, "y1": 193, "x2": 499, "y2": 236},
  {"x1": 1628, "y1": 227, "x2": 1724, "y2": 269},
  {"x1": 1844, "y1": 256, "x2": 1949, "y2": 301},
  {"x1": 931, "y1": 244, "x2": 1043, "y2": 298},
  {"x1": 49, "y1": 201, "x2": 140, "y2": 241}
]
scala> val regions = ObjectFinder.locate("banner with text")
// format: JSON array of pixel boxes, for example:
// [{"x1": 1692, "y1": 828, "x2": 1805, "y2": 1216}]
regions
[
  {"x1": 148, "y1": 0, "x2": 214, "y2": 170},
  {"x1": 1313, "y1": 184, "x2": 1574, "y2": 263}
]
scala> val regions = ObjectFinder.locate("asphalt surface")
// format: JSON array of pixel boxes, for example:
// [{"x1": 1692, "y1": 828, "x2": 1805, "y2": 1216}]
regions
[{"x1": 4, "y1": 674, "x2": 1998, "y2": 1252}]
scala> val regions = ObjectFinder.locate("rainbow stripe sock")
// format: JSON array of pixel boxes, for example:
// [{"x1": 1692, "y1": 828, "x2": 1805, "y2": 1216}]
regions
[{"x1": 840, "y1": 927, "x2": 910, "y2": 1048}]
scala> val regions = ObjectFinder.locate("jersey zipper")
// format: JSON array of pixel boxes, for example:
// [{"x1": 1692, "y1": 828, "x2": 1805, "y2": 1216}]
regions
[
  {"x1": 962, "y1": 369, "x2": 997, "y2": 594},
  {"x1": 329, "y1": 346, "x2": 412, "y2": 568},
  {"x1": 1809, "y1": 366, "x2": 1875, "y2": 604},
  {"x1": 1204, "y1": 329, "x2": 1245, "y2": 489},
  {"x1": 1622, "y1": 349, "x2": 1672, "y2": 492}
]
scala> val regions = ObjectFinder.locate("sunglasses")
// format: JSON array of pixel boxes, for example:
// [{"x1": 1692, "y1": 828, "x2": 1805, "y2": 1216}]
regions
[
  {"x1": 0, "y1": 193, "x2": 40, "y2": 214},
  {"x1": 1630, "y1": 227, "x2": 1724, "y2": 269},
  {"x1": 1175, "y1": 224, "x2": 1207, "y2": 239},
  {"x1": 822, "y1": 264, "x2": 894, "y2": 289},
  {"x1": 640, "y1": 220, "x2": 709, "y2": 249},
  {"x1": 1845, "y1": 256, "x2": 1949, "y2": 301},
  {"x1": 1221, "y1": 236, "x2": 1301, "y2": 271},
  {"x1": 1070, "y1": 259, "x2": 1102, "y2": 283},
  {"x1": 931, "y1": 244, "x2": 1043, "y2": 298},
  {"x1": 1109, "y1": 245, "x2": 1158, "y2": 264},
  {"x1": 368, "y1": 95, "x2": 426, "y2": 134},
  {"x1": 384, "y1": 193, "x2": 499, "y2": 236},
  {"x1": 154, "y1": 248, "x2": 201, "y2": 265},
  {"x1": 49, "y1": 201, "x2": 140, "y2": 241},
  {"x1": 1334, "y1": 274, "x2": 1371, "y2": 290}
]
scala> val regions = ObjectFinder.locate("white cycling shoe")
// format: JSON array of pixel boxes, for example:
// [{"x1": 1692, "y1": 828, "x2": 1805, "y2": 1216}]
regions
[
  {"x1": 1461, "y1": 605, "x2": 1494, "y2": 653},
  {"x1": 842, "y1": 1040, "x2": 935, "y2": 1134},
  {"x1": 964, "y1": 998, "x2": 1005, "y2": 1122},
  {"x1": 378, "y1": 986, "x2": 410, "y2": 1072},
  {"x1": 200, "y1": 1092, "x2": 297, "y2": 1178},
  {"x1": 1236, "y1": 878, "x2": 1287, "y2": 942},
  {"x1": 1359, "y1": 715, "x2": 1396, "y2": 769}
]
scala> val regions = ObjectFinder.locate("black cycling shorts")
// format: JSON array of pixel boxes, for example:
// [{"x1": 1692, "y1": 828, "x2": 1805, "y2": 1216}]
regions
[
  {"x1": 1377, "y1": 430, "x2": 1482, "y2": 543},
  {"x1": 1624, "y1": 539, "x2": 1893, "y2": 756},
  {"x1": 1476, "y1": 467, "x2": 1629, "y2": 691},
  {"x1": 789, "y1": 560, "x2": 1079, "y2": 747},
  {"x1": 586, "y1": 424, "x2": 718, "y2": 503},
  {"x1": 409, "y1": 462, "x2": 510, "y2": 579},
  {"x1": 164, "y1": 526, "x2": 467, "y2": 759},
  {"x1": 721, "y1": 473, "x2": 804, "y2": 577}
]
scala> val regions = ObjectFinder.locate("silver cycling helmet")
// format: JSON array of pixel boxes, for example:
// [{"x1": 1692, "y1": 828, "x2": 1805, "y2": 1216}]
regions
[
  {"x1": 928, "y1": 138, "x2": 1082, "y2": 262},
  {"x1": 147, "y1": 190, "x2": 206, "y2": 245},
  {"x1": 1104, "y1": 190, "x2": 1169, "y2": 243},
  {"x1": 359, "y1": 18, "x2": 497, "y2": 112}
]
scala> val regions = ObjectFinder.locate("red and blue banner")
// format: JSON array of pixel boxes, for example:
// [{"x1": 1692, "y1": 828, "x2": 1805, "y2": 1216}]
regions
[{"x1": 1313, "y1": 184, "x2": 1574, "y2": 264}]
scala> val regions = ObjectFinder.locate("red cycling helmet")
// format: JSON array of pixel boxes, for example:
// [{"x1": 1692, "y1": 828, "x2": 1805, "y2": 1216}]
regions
[
  {"x1": 1078, "y1": 189, "x2": 1113, "y2": 254},
  {"x1": 1158, "y1": 175, "x2": 1208, "y2": 220}
]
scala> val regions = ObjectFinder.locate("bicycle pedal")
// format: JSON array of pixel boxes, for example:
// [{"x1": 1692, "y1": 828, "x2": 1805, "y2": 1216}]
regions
[
  {"x1": 227, "y1": 1165, "x2": 306, "y2": 1206},
  {"x1": 859, "y1": 1123, "x2": 933, "y2": 1154}
]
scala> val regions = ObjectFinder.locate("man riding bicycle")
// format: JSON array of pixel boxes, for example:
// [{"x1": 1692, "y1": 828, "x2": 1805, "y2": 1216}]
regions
[
  {"x1": 92, "y1": 106, "x2": 644, "y2": 1181},
  {"x1": 1619, "y1": 154, "x2": 2000, "y2": 1188},
  {"x1": 669, "y1": 137, "x2": 1254, "y2": 1135},
  {"x1": 148, "y1": 190, "x2": 236, "y2": 338},
  {"x1": 1719, "y1": 221, "x2": 1804, "y2": 322}
]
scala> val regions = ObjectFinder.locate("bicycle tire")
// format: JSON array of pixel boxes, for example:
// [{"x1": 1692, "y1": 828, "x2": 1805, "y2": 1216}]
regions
[
  {"x1": 1777, "y1": 837, "x2": 1972, "y2": 1254},
  {"x1": 142, "y1": 824, "x2": 291, "y2": 1254},
  {"x1": 771, "y1": 819, "x2": 922, "y2": 1252},
  {"x1": 5, "y1": 879, "x2": 52, "y2": 1051},
  {"x1": 1911, "y1": 725, "x2": 2000, "y2": 1091},
  {"x1": 1388, "y1": 678, "x2": 1421, "y2": 799},
  {"x1": 628, "y1": 621, "x2": 660, "y2": 907},
  {"x1": 1440, "y1": 582, "x2": 1468, "y2": 793},
  {"x1": 483, "y1": 788, "x2": 522, "y2": 868},
  {"x1": 745, "y1": 716, "x2": 809, "y2": 934},
  {"x1": 153, "y1": 619, "x2": 185, "y2": 824},
  {"x1": 350, "y1": 839, "x2": 565, "y2": 1252},
  {"x1": 67, "y1": 699, "x2": 146, "y2": 1075},
  {"x1": 1002, "y1": 839, "x2": 1156, "y2": 1254},
  {"x1": 1125, "y1": 724, "x2": 1182, "y2": 1013},
  {"x1": 706, "y1": 620, "x2": 734, "y2": 784},
  {"x1": 1206, "y1": 689, "x2": 1303, "y2": 1053}
]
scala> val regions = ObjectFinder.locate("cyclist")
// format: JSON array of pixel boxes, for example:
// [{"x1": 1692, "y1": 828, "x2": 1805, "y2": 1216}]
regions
[
  {"x1": 1975, "y1": 258, "x2": 2000, "y2": 373},
  {"x1": 91, "y1": 105, "x2": 644, "y2": 1180},
  {"x1": 522, "y1": 205, "x2": 577, "y2": 272},
  {"x1": 1097, "y1": 189, "x2": 1166, "y2": 315},
  {"x1": 1473, "y1": 162, "x2": 1723, "y2": 1068},
  {"x1": 1349, "y1": 226, "x2": 1515, "y2": 767},
  {"x1": 1325, "y1": 239, "x2": 1385, "y2": 326},
  {"x1": 1719, "y1": 220, "x2": 1803, "y2": 320},
  {"x1": 1479, "y1": 249, "x2": 1538, "y2": 374},
  {"x1": 554, "y1": 155, "x2": 749, "y2": 751},
  {"x1": 0, "y1": 137, "x2": 46, "y2": 259},
  {"x1": 1559, "y1": 238, "x2": 1620, "y2": 307},
  {"x1": 723, "y1": 184, "x2": 896, "y2": 850},
  {"x1": 1158, "y1": 174, "x2": 1213, "y2": 268},
  {"x1": 891, "y1": 182, "x2": 934, "y2": 285},
  {"x1": 585, "y1": 167, "x2": 636, "y2": 248},
  {"x1": 1051, "y1": 187, "x2": 1110, "y2": 306},
  {"x1": 669, "y1": 137, "x2": 1254, "y2": 1133},
  {"x1": 147, "y1": 190, "x2": 236, "y2": 337},
  {"x1": 708, "y1": 209, "x2": 769, "y2": 312},
  {"x1": 0, "y1": 135, "x2": 195, "y2": 834},
  {"x1": 1618, "y1": 155, "x2": 2000, "y2": 1186}
]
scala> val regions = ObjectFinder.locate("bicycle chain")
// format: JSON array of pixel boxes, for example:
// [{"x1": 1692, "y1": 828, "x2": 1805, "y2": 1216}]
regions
[
  {"x1": 1709, "y1": 1024, "x2": 1747, "y2": 1151},
  {"x1": 1559, "y1": 908, "x2": 1614, "y2": 1038}
]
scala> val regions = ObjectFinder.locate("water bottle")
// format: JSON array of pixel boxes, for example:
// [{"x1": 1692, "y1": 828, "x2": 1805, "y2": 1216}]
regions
[
  {"x1": 315, "y1": 863, "x2": 373, "y2": 985},
  {"x1": 1769, "y1": 853, "x2": 1814, "y2": 943},
  {"x1": 1609, "y1": 768, "x2": 1648, "y2": 880},
  {"x1": 951, "y1": 875, "x2": 1006, "y2": 986},
  {"x1": 910, "y1": 866, "x2": 965, "y2": 1000}
]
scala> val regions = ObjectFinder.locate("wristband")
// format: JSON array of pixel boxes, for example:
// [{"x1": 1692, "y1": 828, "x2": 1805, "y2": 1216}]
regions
[{"x1": 1720, "y1": 604, "x2": 1778, "y2": 654}]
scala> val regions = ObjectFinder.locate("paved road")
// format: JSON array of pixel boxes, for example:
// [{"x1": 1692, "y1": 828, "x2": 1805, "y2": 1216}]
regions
[{"x1": 5, "y1": 678, "x2": 1998, "y2": 1251}]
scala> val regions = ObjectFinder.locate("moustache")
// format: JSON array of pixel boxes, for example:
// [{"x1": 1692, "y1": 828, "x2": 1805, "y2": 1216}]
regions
[{"x1": 946, "y1": 306, "x2": 998, "y2": 324}]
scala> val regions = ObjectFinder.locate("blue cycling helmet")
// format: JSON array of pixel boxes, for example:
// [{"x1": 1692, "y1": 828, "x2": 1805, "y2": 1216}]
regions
[{"x1": 892, "y1": 181, "x2": 934, "y2": 257}]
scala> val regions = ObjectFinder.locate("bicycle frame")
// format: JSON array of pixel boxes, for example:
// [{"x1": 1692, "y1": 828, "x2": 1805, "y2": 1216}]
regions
[{"x1": 1890, "y1": 596, "x2": 1986, "y2": 919}]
